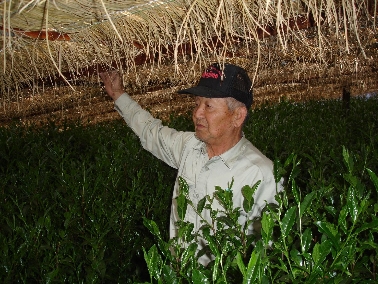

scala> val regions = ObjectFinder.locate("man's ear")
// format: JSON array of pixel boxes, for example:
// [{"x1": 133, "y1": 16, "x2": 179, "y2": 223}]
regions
[{"x1": 233, "y1": 106, "x2": 247, "y2": 128}]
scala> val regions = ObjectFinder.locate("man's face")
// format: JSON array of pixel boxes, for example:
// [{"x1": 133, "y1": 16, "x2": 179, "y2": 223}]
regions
[{"x1": 192, "y1": 96, "x2": 238, "y2": 147}]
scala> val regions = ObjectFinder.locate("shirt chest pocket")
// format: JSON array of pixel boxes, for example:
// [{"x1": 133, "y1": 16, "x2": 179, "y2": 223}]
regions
[
  {"x1": 178, "y1": 149, "x2": 209, "y2": 204},
  {"x1": 178, "y1": 150, "x2": 202, "y2": 187}
]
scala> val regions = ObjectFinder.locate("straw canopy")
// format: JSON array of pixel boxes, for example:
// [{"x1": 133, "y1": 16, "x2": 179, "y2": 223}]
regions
[{"x1": 1, "y1": 0, "x2": 377, "y2": 122}]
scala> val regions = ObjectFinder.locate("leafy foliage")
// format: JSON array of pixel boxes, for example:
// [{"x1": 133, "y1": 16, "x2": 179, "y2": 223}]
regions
[
  {"x1": 142, "y1": 149, "x2": 378, "y2": 283},
  {"x1": 0, "y1": 120, "x2": 176, "y2": 283},
  {"x1": 0, "y1": 96, "x2": 377, "y2": 282}
]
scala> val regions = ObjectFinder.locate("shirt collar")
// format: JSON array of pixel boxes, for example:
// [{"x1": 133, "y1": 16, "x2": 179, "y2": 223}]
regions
[
  {"x1": 192, "y1": 134, "x2": 206, "y2": 154},
  {"x1": 218, "y1": 137, "x2": 247, "y2": 169},
  {"x1": 192, "y1": 134, "x2": 247, "y2": 170}
]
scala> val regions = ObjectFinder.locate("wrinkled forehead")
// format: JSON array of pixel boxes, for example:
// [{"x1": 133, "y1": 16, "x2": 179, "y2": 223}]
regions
[
  {"x1": 195, "y1": 96, "x2": 230, "y2": 106},
  {"x1": 193, "y1": 96, "x2": 233, "y2": 112},
  {"x1": 194, "y1": 96, "x2": 227, "y2": 103}
]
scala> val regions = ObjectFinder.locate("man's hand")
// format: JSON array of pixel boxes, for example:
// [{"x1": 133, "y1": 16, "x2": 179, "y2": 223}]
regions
[{"x1": 99, "y1": 70, "x2": 125, "y2": 101}]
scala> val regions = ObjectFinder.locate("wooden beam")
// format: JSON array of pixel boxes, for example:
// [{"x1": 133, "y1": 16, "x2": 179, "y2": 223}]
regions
[{"x1": 1, "y1": 27, "x2": 71, "y2": 41}]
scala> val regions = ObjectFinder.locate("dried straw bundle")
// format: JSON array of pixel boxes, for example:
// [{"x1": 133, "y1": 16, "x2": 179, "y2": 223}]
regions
[{"x1": 0, "y1": 0, "x2": 377, "y2": 113}]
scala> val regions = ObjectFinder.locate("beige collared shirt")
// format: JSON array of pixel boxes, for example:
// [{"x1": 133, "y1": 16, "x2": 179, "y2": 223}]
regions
[{"x1": 115, "y1": 93, "x2": 282, "y2": 261}]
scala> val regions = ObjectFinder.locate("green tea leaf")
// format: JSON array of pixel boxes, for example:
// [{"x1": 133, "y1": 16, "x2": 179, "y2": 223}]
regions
[
  {"x1": 274, "y1": 158, "x2": 284, "y2": 183},
  {"x1": 192, "y1": 270, "x2": 210, "y2": 284},
  {"x1": 289, "y1": 162, "x2": 301, "y2": 183},
  {"x1": 261, "y1": 211, "x2": 274, "y2": 245},
  {"x1": 213, "y1": 255, "x2": 221, "y2": 281},
  {"x1": 181, "y1": 242, "x2": 197, "y2": 268},
  {"x1": 282, "y1": 189, "x2": 289, "y2": 208},
  {"x1": 245, "y1": 250, "x2": 260, "y2": 283},
  {"x1": 367, "y1": 168, "x2": 378, "y2": 194},
  {"x1": 325, "y1": 205, "x2": 337, "y2": 217},
  {"x1": 342, "y1": 146, "x2": 353, "y2": 173},
  {"x1": 284, "y1": 153, "x2": 296, "y2": 168},
  {"x1": 290, "y1": 248, "x2": 302, "y2": 266},
  {"x1": 281, "y1": 206, "x2": 297, "y2": 238},
  {"x1": 203, "y1": 231, "x2": 219, "y2": 256},
  {"x1": 301, "y1": 228, "x2": 312, "y2": 253},
  {"x1": 176, "y1": 194, "x2": 188, "y2": 220},
  {"x1": 273, "y1": 258, "x2": 289, "y2": 274},
  {"x1": 143, "y1": 218, "x2": 161, "y2": 238},
  {"x1": 45, "y1": 268, "x2": 59, "y2": 284},
  {"x1": 184, "y1": 223, "x2": 195, "y2": 242},
  {"x1": 215, "y1": 186, "x2": 233, "y2": 211},
  {"x1": 312, "y1": 239, "x2": 332, "y2": 266},
  {"x1": 162, "y1": 265, "x2": 179, "y2": 284},
  {"x1": 292, "y1": 180, "x2": 300, "y2": 205},
  {"x1": 315, "y1": 221, "x2": 340, "y2": 251},
  {"x1": 242, "y1": 181, "x2": 261, "y2": 213},
  {"x1": 338, "y1": 207, "x2": 348, "y2": 234},
  {"x1": 178, "y1": 176, "x2": 189, "y2": 195},
  {"x1": 344, "y1": 173, "x2": 360, "y2": 188},
  {"x1": 291, "y1": 267, "x2": 306, "y2": 279},
  {"x1": 302, "y1": 252, "x2": 312, "y2": 262},
  {"x1": 261, "y1": 275, "x2": 270, "y2": 284},
  {"x1": 177, "y1": 221, "x2": 194, "y2": 243},
  {"x1": 299, "y1": 191, "x2": 316, "y2": 218},
  {"x1": 143, "y1": 245, "x2": 162, "y2": 280},
  {"x1": 347, "y1": 186, "x2": 358, "y2": 223},
  {"x1": 354, "y1": 218, "x2": 378, "y2": 234},
  {"x1": 197, "y1": 196, "x2": 206, "y2": 214},
  {"x1": 236, "y1": 252, "x2": 246, "y2": 278},
  {"x1": 217, "y1": 215, "x2": 234, "y2": 227}
]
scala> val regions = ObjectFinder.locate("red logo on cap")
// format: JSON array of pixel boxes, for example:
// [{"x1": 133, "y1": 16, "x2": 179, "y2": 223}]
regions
[{"x1": 201, "y1": 66, "x2": 222, "y2": 79}]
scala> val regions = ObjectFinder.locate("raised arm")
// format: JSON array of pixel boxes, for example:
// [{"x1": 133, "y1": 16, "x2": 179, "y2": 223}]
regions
[{"x1": 98, "y1": 69, "x2": 193, "y2": 170}]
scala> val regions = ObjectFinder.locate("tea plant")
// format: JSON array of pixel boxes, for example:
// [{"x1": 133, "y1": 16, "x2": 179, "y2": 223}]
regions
[
  {"x1": 0, "y1": 120, "x2": 176, "y2": 282},
  {"x1": 141, "y1": 147, "x2": 378, "y2": 283},
  {"x1": 0, "y1": 96, "x2": 377, "y2": 282}
]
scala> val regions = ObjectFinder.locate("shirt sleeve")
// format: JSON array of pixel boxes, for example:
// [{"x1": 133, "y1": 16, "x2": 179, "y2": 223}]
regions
[{"x1": 114, "y1": 93, "x2": 192, "y2": 169}]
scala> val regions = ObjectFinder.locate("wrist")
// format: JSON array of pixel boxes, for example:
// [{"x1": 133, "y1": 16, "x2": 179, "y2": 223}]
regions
[{"x1": 112, "y1": 91, "x2": 124, "y2": 101}]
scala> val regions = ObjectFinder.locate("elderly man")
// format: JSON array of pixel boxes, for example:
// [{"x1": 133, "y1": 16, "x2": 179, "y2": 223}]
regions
[{"x1": 100, "y1": 63, "x2": 281, "y2": 265}]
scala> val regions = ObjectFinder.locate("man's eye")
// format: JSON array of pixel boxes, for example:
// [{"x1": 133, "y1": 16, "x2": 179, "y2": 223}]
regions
[{"x1": 206, "y1": 104, "x2": 212, "y2": 108}]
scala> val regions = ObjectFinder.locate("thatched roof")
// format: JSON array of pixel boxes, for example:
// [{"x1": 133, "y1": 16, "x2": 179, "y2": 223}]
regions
[{"x1": 1, "y1": 0, "x2": 378, "y2": 123}]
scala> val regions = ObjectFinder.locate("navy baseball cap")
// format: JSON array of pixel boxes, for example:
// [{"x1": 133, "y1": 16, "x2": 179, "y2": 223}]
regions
[{"x1": 178, "y1": 63, "x2": 253, "y2": 109}]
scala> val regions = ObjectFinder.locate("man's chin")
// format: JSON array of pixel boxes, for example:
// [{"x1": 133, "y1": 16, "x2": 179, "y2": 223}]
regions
[{"x1": 194, "y1": 132, "x2": 206, "y2": 142}]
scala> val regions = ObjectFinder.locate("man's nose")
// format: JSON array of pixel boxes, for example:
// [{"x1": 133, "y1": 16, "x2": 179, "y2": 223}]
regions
[{"x1": 193, "y1": 104, "x2": 204, "y2": 119}]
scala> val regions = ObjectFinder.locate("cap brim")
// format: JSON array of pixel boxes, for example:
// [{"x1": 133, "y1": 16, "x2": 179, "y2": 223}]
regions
[{"x1": 177, "y1": 86, "x2": 227, "y2": 98}]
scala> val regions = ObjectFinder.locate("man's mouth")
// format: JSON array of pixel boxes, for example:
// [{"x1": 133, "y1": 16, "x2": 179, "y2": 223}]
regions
[{"x1": 196, "y1": 123, "x2": 205, "y2": 129}]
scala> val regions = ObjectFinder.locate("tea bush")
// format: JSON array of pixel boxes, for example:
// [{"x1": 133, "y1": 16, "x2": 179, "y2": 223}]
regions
[
  {"x1": 142, "y1": 148, "x2": 378, "y2": 283},
  {"x1": 0, "y1": 120, "x2": 176, "y2": 282},
  {"x1": 0, "y1": 96, "x2": 377, "y2": 282}
]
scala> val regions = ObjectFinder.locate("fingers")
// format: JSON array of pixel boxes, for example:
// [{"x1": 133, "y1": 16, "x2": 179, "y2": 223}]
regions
[
  {"x1": 99, "y1": 70, "x2": 125, "y2": 101},
  {"x1": 99, "y1": 70, "x2": 119, "y2": 84}
]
